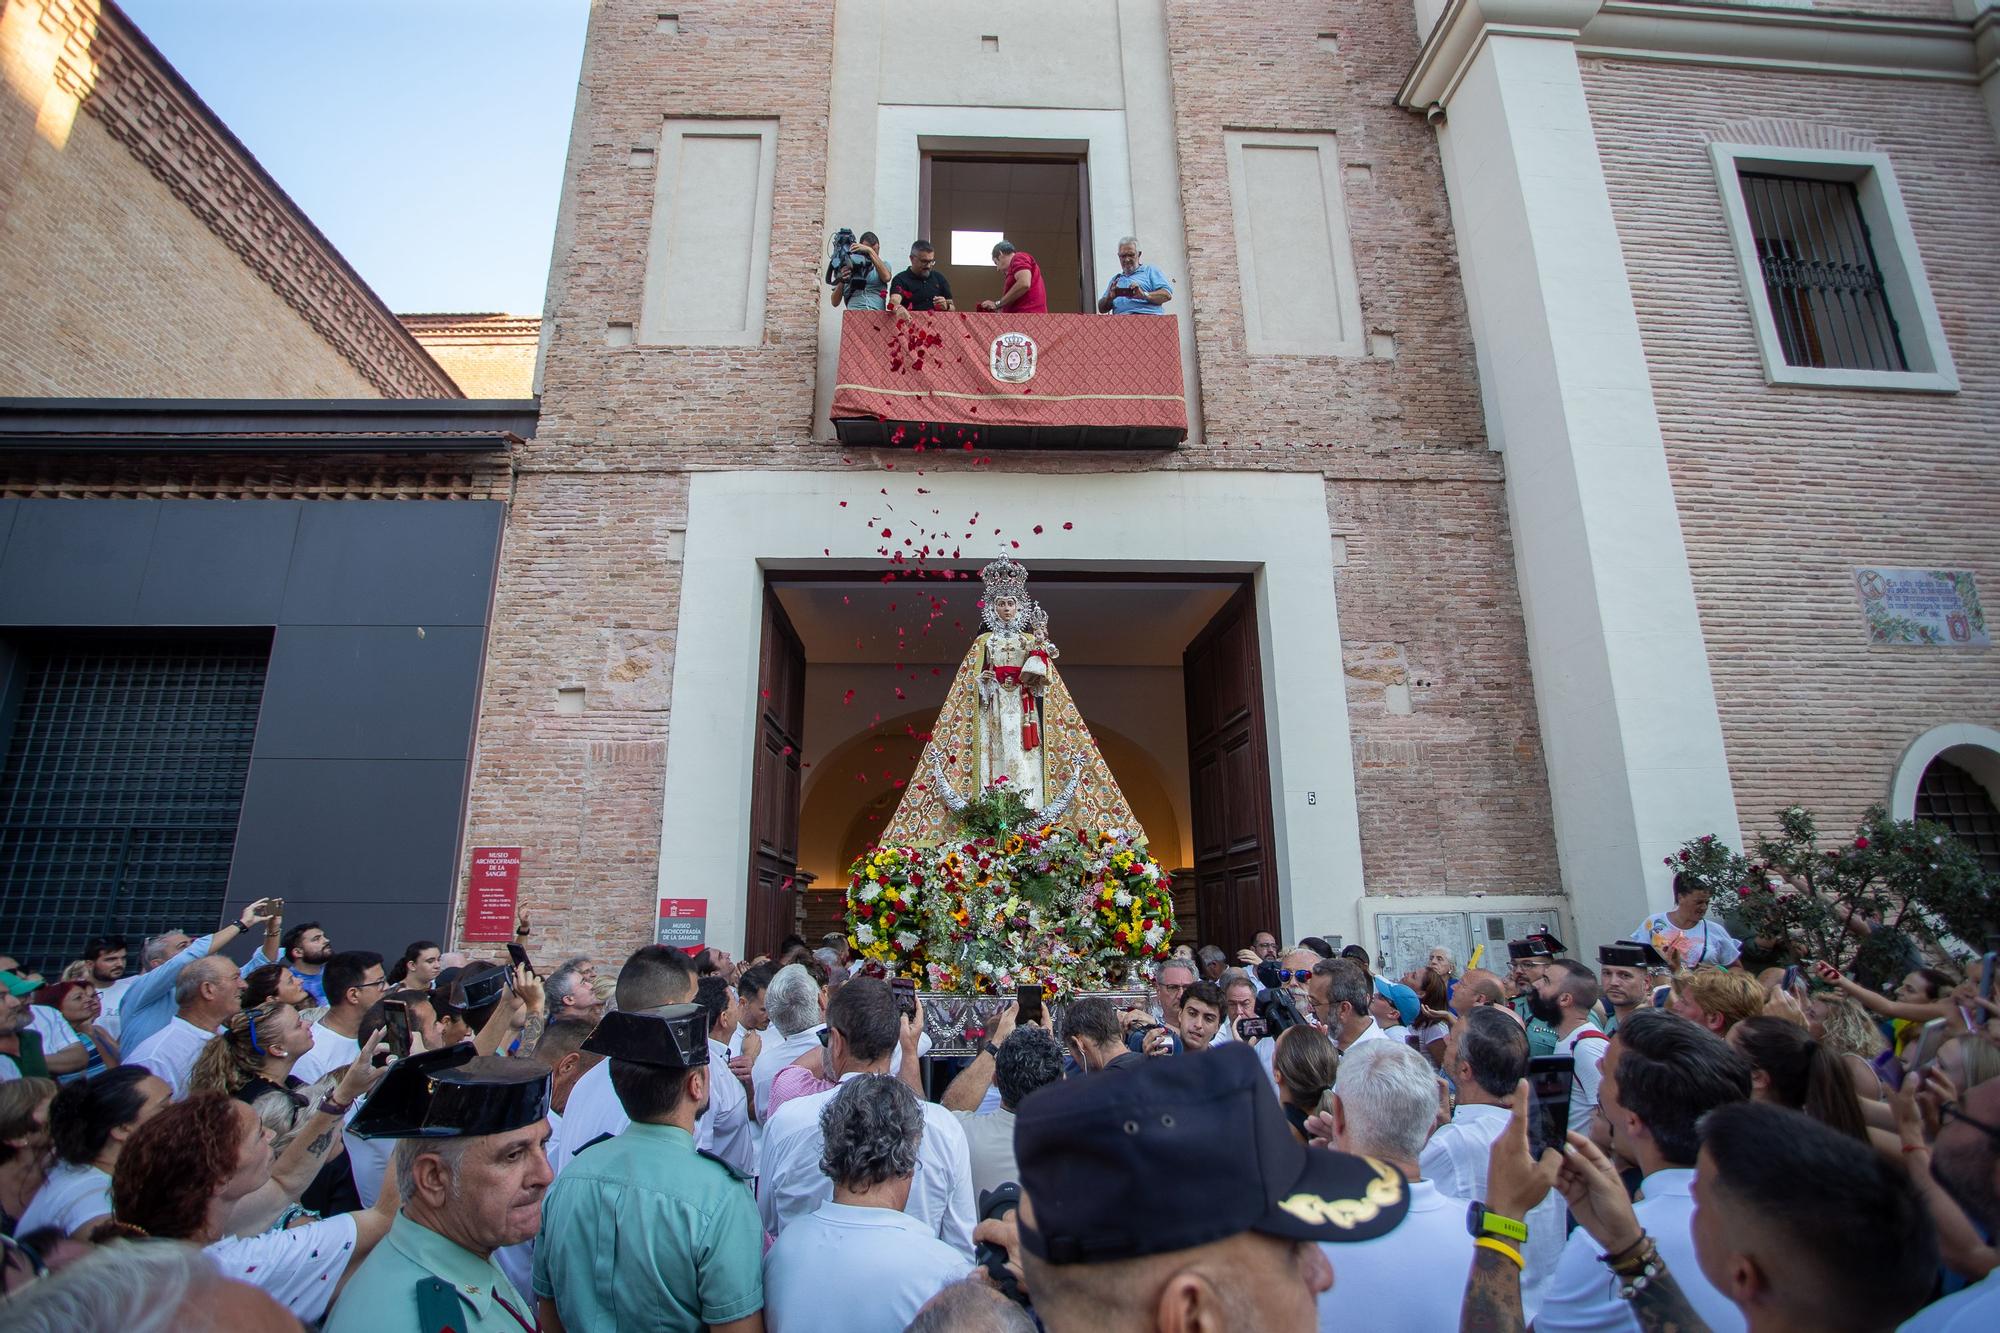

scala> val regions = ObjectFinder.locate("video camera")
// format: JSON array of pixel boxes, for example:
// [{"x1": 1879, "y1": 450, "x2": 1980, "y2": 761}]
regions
[
  {"x1": 973, "y1": 1182, "x2": 1031, "y2": 1309},
  {"x1": 824, "y1": 227, "x2": 872, "y2": 293}
]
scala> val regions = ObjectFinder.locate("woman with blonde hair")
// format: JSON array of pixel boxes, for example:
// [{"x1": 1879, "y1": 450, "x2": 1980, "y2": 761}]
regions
[{"x1": 1808, "y1": 989, "x2": 1890, "y2": 1099}]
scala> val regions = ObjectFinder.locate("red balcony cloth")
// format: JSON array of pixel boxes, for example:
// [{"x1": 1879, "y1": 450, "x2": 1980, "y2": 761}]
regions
[{"x1": 831, "y1": 311, "x2": 1186, "y2": 435}]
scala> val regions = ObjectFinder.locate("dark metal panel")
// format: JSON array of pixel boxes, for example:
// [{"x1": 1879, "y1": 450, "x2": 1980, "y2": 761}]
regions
[
  {"x1": 134, "y1": 501, "x2": 302, "y2": 625},
  {"x1": 279, "y1": 500, "x2": 504, "y2": 627},
  {"x1": 255, "y1": 625, "x2": 486, "y2": 761},
  {"x1": 227, "y1": 758, "x2": 466, "y2": 907},
  {"x1": 0, "y1": 500, "x2": 17, "y2": 562},
  {"x1": 215, "y1": 897, "x2": 453, "y2": 968},
  {"x1": 0, "y1": 500, "x2": 159, "y2": 624}
]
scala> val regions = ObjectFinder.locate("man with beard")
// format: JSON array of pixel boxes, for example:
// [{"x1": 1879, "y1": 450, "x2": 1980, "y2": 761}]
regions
[
  {"x1": 1507, "y1": 935, "x2": 1563, "y2": 1057},
  {"x1": 1528, "y1": 959, "x2": 1610, "y2": 1135},
  {"x1": 325, "y1": 1048, "x2": 555, "y2": 1333},
  {"x1": 534, "y1": 1006, "x2": 765, "y2": 1332}
]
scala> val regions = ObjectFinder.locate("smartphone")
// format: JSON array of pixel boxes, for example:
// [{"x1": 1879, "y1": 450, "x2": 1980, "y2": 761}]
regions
[
  {"x1": 376, "y1": 999, "x2": 409, "y2": 1066},
  {"x1": 1235, "y1": 1017, "x2": 1271, "y2": 1040},
  {"x1": 1525, "y1": 1055, "x2": 1576, "y2": 1160},
  {"x1": 1982, "y1": 934, "x2": 1999, "y2": 1002},
  {"x1": 506, "y1": 942, "x2": 532, "y2": 974},
  {"x1": 1782, "y1": 964, "x2": 1800, "y2": 993},
  {"x1": 1015, "y1": 982, "x2": 1043, "y2": 1026},
  {"x1": 891, "y1": 976, "x2": 917, "y2": 1019}
]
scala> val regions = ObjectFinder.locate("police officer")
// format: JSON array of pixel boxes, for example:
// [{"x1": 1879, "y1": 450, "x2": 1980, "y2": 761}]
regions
[
  {"x1": 1507, "y1": 932, "x2": 1565, "y2": 1057},
  {"x1": 1595, "y1": 939, "x2": 1671, "y2": 1036},
  {"x1": 324, "y1": 1047, "x2": 556, "y2": 1333},
  {"x1": 533, "y1": 1005, "x2": 765, "y2": 1332}
]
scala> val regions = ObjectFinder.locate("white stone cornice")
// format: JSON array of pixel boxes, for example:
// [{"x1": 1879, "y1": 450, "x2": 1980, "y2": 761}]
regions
[
  {"x1": 1401, "y1": 0, "x2": 1981, "y2": 111},
  {"x1": 1399, "y1": 0, "x2": 1604, "y2": 111}
]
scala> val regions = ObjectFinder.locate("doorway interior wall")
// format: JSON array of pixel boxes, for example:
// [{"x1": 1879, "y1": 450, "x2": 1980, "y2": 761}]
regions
[{"x1": 662, "y1": 469, "x2": 1364, "y2": 955}]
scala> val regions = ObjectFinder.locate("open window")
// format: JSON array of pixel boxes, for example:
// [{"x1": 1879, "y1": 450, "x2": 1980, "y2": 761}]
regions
[{"x1": 921, "y1": 153, "x2": 1093, "y2": 312}]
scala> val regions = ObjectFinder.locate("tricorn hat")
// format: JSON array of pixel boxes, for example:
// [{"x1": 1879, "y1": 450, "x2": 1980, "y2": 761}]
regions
[
  {"x1": 581, "y1": 1005, "x2": 709, "y2": 1070},
  {"x1": 1598, "y1": 940, "x2": 1671, "y2": 972},
  {"x1": 349, "y1": 1047, "x2": 549, "y2": 1140}
]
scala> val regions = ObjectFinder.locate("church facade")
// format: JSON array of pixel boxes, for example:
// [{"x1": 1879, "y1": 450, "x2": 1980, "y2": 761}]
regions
[{"x1": 466, "y1": 0, "x2": 2000, "y2": 968}]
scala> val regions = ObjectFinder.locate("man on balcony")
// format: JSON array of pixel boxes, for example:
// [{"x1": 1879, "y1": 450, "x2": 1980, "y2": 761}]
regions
[
  {"x1": 1097, "y1": 236, "x2": 1173, "y2": 314},
  {"x1": 978, "y1": 240, "x2": 1047, "y2": 314},
  {"x1": 888, "y1": 239, "x2": 955, "y2": 314}
]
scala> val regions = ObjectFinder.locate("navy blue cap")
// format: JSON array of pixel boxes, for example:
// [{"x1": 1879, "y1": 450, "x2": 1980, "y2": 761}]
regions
[{"x1": 1013, "y1": 1042, "x2": 1408, "y2": 1265}]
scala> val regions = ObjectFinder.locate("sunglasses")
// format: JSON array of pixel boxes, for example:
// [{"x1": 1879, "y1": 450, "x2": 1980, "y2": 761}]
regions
[{"x1": 1276, "y1": 969, "x2": 1314, "y2": 983}]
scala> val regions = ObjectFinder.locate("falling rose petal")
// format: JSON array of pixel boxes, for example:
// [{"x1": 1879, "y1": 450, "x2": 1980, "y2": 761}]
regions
[
  {"x1": 839, "y1": 501, "x2": 848, "y2": 507},
  {"x1": 881, "y1": 528, "x2": 893, "y2": 538},
  {"x1": 1011, "y1": 540, "x2": 1020, "y2": 549},
  {"x1": 1063, "y1": 522, "x2": 1074, "y2": 530},
  {"x1": 781, "y1": 745, "x2": 794, "y2": 756},
  {"x1": 1033, "y1": 525, "x2": 1044, "y2": 535}
]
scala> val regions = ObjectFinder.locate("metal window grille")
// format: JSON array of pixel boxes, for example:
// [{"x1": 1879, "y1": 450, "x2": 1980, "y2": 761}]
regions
[
  {"x1": 0, "y1": 637, "x2": 268, "y2": 976},
  {"x1": 1739, "y1": 172, "x2": 1907, "y2": 373},
  {"x1": 1916, "y1": 758, "x2": 2000, "y2": 878}
]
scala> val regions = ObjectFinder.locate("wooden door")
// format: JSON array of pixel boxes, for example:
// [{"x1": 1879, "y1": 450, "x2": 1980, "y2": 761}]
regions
[
  {"x1": 745, "y1": 587, "x2": 805, "y2": 958},
  {"x1": 1184, "y1": 585, "x2": 1279, "y2": 954}
]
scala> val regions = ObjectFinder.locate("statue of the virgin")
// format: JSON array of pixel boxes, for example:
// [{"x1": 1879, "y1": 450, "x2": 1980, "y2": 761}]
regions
[{"x1": 879, "y1": 554, "x2": 1144, "y2": 846}]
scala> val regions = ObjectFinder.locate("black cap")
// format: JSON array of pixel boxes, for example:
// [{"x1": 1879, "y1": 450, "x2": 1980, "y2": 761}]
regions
[
  {"x1": 582, "y1": 1006, "x2": 708, "y2": 1069},
  {"x1": 1507, "y1": 931, "x2": 1564, "y2": 961},
  {"x1": 1014, "y1": 1042, "x2": 1408, "y2": 1265},
  {"x1": 445, "y1": 961, "x2": 508, "y2": 1015},
  {"x1": 349, "y1": 1047, "x2": 550, "y2": 1140},
  {"x1": 1598, "y1": 940, "x2": 1670, "y2": 971}
]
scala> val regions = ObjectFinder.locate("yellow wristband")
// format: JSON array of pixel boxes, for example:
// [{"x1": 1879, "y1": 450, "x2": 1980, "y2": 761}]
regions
[{"x1": 1475, "y1": 1238, "x2": 1524, "y2": 1269}]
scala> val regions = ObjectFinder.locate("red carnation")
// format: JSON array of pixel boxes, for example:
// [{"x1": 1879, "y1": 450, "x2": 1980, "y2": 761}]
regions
[
  {"x1": 1854, "y1": 837, "x2": 1870, "y2": 850},
  {"x1": 857, "y1": 904, "x2": 874, "y2": 919}
]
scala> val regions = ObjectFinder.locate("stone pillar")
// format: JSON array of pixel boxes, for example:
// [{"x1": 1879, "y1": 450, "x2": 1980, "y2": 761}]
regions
[
  {"x1": 1401, "y1": 1, "x2": 1742, "y2": 951},
  {"x1": 1961, "y1": 0, "x2": 2000, "y2": 148}
]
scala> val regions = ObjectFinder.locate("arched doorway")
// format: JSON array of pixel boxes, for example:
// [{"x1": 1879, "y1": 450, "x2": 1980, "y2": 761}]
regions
[{"x1": 1916, "y1": 756, "x2": 2000, "y2": 876}]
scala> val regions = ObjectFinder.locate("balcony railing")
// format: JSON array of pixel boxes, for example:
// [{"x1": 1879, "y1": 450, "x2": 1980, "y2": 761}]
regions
[{"x1": 830, "y1": 311, "x2": 1187, "y2": 450}]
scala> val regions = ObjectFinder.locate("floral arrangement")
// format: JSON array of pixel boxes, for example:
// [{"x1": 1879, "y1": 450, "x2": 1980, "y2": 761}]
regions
[{"x1": 844, "y1": 783, "x2": 1174, "y2": 993}]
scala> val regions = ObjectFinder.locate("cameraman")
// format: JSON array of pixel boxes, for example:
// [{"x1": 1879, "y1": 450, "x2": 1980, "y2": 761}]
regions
[{"x1": 830, "y1": 230, "x2": 890, "y2": 310}]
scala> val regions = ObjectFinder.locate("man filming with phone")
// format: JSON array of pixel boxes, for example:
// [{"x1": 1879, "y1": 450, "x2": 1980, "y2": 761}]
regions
[
  {"x1": 1527, "y1": 960, "x2": 1610, "y2": 1135},
  {"x1": 1096, "y1": 236, "x2": 1173, "y2": 314}
]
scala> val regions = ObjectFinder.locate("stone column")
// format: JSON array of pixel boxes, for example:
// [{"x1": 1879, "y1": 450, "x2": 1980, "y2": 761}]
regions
[{"x1": 1401, "y1": 1, "x2": 1742, "y2": 951}]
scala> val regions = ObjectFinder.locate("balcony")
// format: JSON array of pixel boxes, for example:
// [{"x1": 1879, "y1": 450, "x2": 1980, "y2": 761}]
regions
[{"x1": 830, "y1": 311, "x2": 1186, "y2": 450}]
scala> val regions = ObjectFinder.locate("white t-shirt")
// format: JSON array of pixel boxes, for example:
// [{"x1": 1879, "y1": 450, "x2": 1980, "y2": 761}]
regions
[
  {"x1": 127, "y1": 1015, "x2": 215, "y2": 1099},
  {"x1": 953, "y1": 1106, "x2": 1018, "y2": 1199},
  {"x1": 207, "y1": 1211, "x2": 359, "y2": 1322},
  {"x1": 1557, "y1": 1025, "x2": 1611, "y2": 1136},
  {"x1": 1316, "y1": 1180, "x2": 1474, "y2": 1332},
  {"x1": 759, "y1": 1072, "x2": 976, "y2": 1256},
  {"x1": 16, "y1": 1160, "x2": 112, "y2": 1237},
  {"x1": 1419, "y1": 1103, "x2": 1567, "y2": 1318},
  {"x1": 94, "y1": 976, "x2": 137, "y2": 1040},
  {"x1": 1416, "y1": 1021, "x2": 1451, "y2": 1051},
  {"x1": 763, "y1": 1201, "x2": 970, "y2": 1333},
  {"x1": 1534, "y1": 1168, "x2": 1746, "y2": 1333},
  {"x1": 1903, "y1": 1265, "x2": 2000, "y2": 1331},
  {"x1": 288, "y1": 1022, "x2": 361, "y2": 1086},
  {"x1": 345, "y1": 1097, "x2": 395, "y2": 1209}
]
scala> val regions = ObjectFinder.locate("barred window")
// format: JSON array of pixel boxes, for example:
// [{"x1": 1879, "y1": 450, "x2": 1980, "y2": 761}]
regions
[
  {"x1": 1710, "y1": 145, "x2": 1956, "y2": 393},
  {"x1": 1739, "y1": 173, "x2": 1905, "y2": 373},
  {"x1": 1916, "y1": 757, "x2": 2000, "y2": 878}
]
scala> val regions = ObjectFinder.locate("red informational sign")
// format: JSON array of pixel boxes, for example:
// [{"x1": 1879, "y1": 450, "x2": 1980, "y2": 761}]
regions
[
  {"x1": 656, "y1": 898, "x2": 708, "y2": 953},
  {"x1": 465, "y1": 847, "x2": 523, "y2": 942}
]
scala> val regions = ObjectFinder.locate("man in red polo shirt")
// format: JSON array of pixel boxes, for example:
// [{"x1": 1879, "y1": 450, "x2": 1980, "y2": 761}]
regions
[{"x1": 978, "y1": 240, "x2": 1047, "y2": 314}]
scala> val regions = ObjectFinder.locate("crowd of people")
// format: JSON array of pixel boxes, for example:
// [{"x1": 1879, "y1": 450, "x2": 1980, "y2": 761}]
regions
[{"x1": 0, "y1": 884, "x2": 1995, "y2": 1332}]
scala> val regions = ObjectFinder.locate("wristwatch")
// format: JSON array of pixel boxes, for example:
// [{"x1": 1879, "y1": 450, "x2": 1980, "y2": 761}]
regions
[{"x1": 1467, "y1": 1202, "x2": 1530, "y2": 1243}]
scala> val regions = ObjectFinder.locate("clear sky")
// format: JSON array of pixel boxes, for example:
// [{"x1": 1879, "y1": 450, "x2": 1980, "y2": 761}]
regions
[{"x1": 119, "y1": 0, "x2": 589, "y2": 315}]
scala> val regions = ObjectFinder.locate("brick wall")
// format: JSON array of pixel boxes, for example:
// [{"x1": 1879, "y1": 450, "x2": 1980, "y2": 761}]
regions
[
  {"x1": 475, "y1": 0, "x2": 1559, "y2": 961},
  {"x1": 401, "y1": 315, "x2": 540, "y2": 398},
  {"x1": 1582, "y1": 57, "x2": 2000, "y2": 845},
  {"x1": 0, "y1": 109, "x2": 382, "y2": 398}
]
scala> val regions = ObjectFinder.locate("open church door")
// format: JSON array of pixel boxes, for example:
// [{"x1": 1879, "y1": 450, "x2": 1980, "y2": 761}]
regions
[
  {"x1": 1184, "y1": 584, "x2": 1279, "y2": 954},
  {"x1": 746, "y1": 586, "x2": 805, "y2": 958}
]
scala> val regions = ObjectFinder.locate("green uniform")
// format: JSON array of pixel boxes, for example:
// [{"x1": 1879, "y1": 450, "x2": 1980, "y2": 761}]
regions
[
  {"x1": 325, "y1": 1212, "x2": 535, "y2": 1333},
  {"x1": 1513, "y1": 995, "x2": 1559, "y2": 1057},
  {"x1": 534, "y1": 1122, "x2": 763, "y2": 1333}
]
